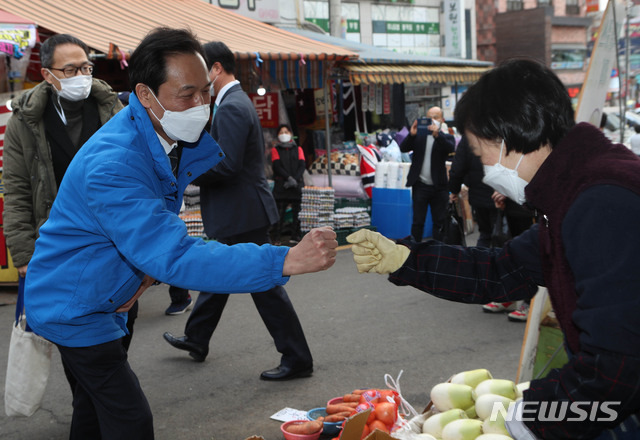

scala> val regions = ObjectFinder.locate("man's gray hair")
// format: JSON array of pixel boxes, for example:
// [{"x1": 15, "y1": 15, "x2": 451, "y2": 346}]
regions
[{"x1": 40, "y1": 34, "x2": 89, "y2": 68}]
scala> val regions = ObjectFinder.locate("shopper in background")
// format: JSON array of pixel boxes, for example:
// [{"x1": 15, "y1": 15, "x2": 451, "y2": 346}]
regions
[
  {"x1": 271, "y1": 123, "x2": 305, "y2": 244},
  {"x1": 23, "y1": 28, "x2": 336, "y2": 439},
  {"x1": 399, "y1": 106, "x2": 456, "y2": 241},
  {"x1": 163, "y1": 41, "x2": 315, "y2": 382},
  {"x1": 348, "y1": 58, "x2": 640, "y2": 440},
  {"x1": 482, "y1": 191, "x2": 536, "y2": 321},
  {"x1": 448, "y1": 135, "x2": 497, "y2": 248}
]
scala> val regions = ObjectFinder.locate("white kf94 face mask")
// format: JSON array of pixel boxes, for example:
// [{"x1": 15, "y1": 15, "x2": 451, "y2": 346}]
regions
[
  {"x1": 482, "y1": 140, "x2": 528, "y2": 205},
  {"x1": 278, "y1": 133, "x2": 292, "y2": 143},
  {"x1": 148, "y1": 88, "x2": 209, "y2": 143},
  {"x1": 48, "y1": 71, "x2": 93, "y2": 102}
]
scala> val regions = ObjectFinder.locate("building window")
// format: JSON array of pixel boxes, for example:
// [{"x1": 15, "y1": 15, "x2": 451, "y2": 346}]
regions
[
  {"x1": 507, "y1": 0, "x2": 523, "y2": 11},
  {"x1": 565, "y1": 0, "x2": 580, "y2": 15},
  {"x1": 538, "y1": 0, "x2": 552, "y2": 7},
  {"x1": 551, "y1": 48, "x2": 586, "y2": 70}
]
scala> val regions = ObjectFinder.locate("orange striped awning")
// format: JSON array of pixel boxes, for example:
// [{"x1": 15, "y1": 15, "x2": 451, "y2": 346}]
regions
[
  {"x1": 0, "y1": 0, "x2": 356, "y2": 62},
  {"x1": 342, "y1": 63, "x2": 491, "y2": 85}
]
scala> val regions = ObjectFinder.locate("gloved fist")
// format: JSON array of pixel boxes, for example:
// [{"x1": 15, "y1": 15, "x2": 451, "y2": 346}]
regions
[
  {"x1": 284, "y1": 176, "x2": 297, "y2": 189},
  {"x1": 346, "y1": 229, "x2": 410, "y2": 274}
]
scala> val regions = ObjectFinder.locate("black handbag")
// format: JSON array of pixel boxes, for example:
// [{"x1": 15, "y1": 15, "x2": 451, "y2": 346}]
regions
[
  {"x1": 441, "y1": 201, "x2": 466, "y2": 246},
  {"x1": 491, "y1": 209, "x2": 512, "y2": 248}
]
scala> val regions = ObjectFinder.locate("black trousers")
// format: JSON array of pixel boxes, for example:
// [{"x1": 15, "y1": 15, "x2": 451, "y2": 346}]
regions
[
  {"x1": 473, "y1": 206, "x2": 499, "y2": 248},
  {"x1": 274, "y1": 198, "x2": 302, "y2": 240},
  {"x1": 184, "y1": 225, "x2": 312, "y2": 369},
  {"x1": 168, "y1": 285, "x2": 190, "y2": 304},
  {"x1": 57, "y1": 338, "x2": 153, "y2": 440},
  {"x1": 411, "y1": 181, "x2": 448, "y2": 242}
]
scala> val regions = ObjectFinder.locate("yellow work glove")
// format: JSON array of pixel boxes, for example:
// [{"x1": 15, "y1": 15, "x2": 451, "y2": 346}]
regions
[{"x1": 346, "y1": 229, "x2": 411, "y2": 274}]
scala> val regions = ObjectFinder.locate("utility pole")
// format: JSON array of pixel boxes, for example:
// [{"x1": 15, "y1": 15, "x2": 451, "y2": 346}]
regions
[{"x1": 329, "y1": 0, "x2": 342, "y2": 37}]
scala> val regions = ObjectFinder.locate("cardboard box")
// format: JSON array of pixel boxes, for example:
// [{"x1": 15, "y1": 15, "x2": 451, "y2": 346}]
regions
[{"x1": 338, "y1": 409, "x2": 398, "y2": 440}]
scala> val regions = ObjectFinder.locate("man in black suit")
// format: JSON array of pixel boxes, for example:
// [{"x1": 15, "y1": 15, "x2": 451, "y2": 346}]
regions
[
  {"x1": 399, "y1": 106, "x2": 456, "y2": 242},
  {"x1": 163, "y1": 41, "x2": 313, "y2": 381}
]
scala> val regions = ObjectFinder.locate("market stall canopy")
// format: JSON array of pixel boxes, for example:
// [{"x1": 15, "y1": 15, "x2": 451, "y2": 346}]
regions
[
  {"x1": 341, "y1": 63, "x2": 492, "y2": 86},
  {"x1": 280, "y1": 26, "x2": 493, "y2": 85},
  {"x1": 0, "y1": 0, "x2": 357, "y2": 63}
]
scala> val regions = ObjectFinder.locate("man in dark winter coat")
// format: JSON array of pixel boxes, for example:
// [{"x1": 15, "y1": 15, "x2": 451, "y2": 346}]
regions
[{"x1": 448, "y1": 135, "x2": 497, "y2": 248}]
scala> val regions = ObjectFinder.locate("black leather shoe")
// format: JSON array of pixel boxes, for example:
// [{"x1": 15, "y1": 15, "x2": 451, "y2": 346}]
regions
[
  {"x1": 163, "y1": 332, "x2": 208, "y2": 362},
  {"x1": 260, "y1": 364, "x2": 313, "y2": 381}
]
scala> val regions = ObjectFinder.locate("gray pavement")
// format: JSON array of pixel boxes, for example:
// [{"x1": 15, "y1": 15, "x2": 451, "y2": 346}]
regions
[{"x1": 0, "y1": 233, "x2": 525, "y2": 440}]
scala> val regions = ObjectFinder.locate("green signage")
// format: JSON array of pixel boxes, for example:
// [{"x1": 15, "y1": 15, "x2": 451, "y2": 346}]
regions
[
  {"x1": 306, "y1": 18, "x2": 360, "y2": 33},
  {"x1": 372, "y1": 20, "x2": 439, "y2": 34}
]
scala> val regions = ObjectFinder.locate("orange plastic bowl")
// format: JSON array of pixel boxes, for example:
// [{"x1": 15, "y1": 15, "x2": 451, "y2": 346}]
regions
[
  {"x1": 280, "y1": 420, "x2": 323, "y2": 440},
  {"x1": 327, "y1": 396, "x2": 344, "y2": 407}
]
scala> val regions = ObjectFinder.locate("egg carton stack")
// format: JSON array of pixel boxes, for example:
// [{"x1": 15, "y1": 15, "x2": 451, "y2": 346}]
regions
[
  {"x1": 334, "y1": 207, "x2": 371, "y2": 229},
  {"x1": 183, "y1": 184, "x2": 201, "y2": 211},
  {"x1": 299, "y1": 186, "x2": 335, "y2": 232},
  {"x1": 179, "y1": 184, "x2": 204, "y2": 237}
]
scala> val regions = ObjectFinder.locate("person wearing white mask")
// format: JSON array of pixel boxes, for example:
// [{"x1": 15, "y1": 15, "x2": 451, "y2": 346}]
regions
[
  {"x1": 399, "y1": 106, "x2": 456, "y2": 242},
  {"x1": 271, "y1": 123, "x2": 306, "y2": 243},
  {"x1": 347, "y1": 59, "x2": 640, "y2": 440},
  {"x1": 4, "y1": 33, "x2": 122, "y2": 282},
  {"x1": 164, "y1": 41, "x2": 316, "y2": 383},
  {"x1": 3, "y1": 34, "x2": 127, "y2": 398},
  {"x1": 22, "y1": 28, "x2": 337, "y2": 439}
]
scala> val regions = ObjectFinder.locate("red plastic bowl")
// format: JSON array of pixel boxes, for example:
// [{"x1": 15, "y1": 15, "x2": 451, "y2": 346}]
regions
[{"x1": 280, "y1": 420, "x2": 322, "y2": 440}]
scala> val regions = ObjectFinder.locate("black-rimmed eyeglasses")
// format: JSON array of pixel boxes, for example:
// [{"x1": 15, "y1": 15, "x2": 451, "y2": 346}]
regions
[{"x1": 48, "y1": 63, "x2": 94, "y2": 78}]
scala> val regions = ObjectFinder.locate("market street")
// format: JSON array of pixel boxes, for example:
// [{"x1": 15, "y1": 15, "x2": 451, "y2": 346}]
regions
[{"x1": 0, "y1": 238, "x2": 525, "y2": 440}]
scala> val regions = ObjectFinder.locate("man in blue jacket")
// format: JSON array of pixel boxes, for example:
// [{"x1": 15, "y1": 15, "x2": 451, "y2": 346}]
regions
[{"x1": 24, "y1": 27, "x2": 337, "y2": 440}]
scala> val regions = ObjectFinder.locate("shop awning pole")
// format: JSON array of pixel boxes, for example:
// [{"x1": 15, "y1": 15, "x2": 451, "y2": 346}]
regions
[{"x1": 324, "y1": 81, "x2": 332, "y2": 187}]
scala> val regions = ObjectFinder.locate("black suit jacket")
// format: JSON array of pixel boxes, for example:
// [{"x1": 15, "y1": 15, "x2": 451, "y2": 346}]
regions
[
  {"x1": 399, "y1": 128, "x2": 456, "y2": 189},
  {"x1": 195, "y1": 84, "x2": 279, "y2": 239}
]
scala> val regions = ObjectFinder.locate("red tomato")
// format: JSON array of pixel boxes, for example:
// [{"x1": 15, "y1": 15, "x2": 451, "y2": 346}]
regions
[
  {"x1": 374, "y1": 402, "x2": 397, "y2": 426},
  {"x1": 368, "y1": 419, "x2": 390, "y2": 433}
]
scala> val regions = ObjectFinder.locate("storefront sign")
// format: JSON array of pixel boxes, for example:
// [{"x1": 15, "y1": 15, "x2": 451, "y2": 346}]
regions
[
  {"x1": 361, "y1": 85, "x2": 368, "y2": 112},
  {"x1": 371, "y1": 4, "x2": 441, "y2": 56},
  {"x1": 372, "y1": 21, "x2": 439, "y2": 35},
  {"x1": 586, "y1": 0, "x2": 599, "y2": 13},
  {"x1": 215, "y1": 0, "x2": 280, "y2": 22},
  {"x1": 303, "y1": 1, "x2": 361, "y2": 35},
  {"x1": 305, "y1": 18, "x2": 360, "y2": 33},
  {"x1": 383, "y1": 84, "x2": 391, "y2": 115},
  {"x1": 313, "y1": 88, "x2": 325, "y2": 116},
  {"x1": 249, "y1": 92, "x2": 278, "y2": 128},
  {"x1": 444, "y1": 0, "x2": 465, "y2": 58},
  {"x1": 368, "y1": 84, "x2": 376, "y2": 112}
]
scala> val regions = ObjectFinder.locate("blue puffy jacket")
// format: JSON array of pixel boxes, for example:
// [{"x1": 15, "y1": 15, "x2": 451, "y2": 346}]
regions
[{"x1": 25, "y1": 93, "x2": 290, "y2": 347}]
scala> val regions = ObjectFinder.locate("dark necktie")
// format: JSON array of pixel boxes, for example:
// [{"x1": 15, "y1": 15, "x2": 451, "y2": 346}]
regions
[{"x1": 168, "y1": 144, "x2": 182, "y2": 178}]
